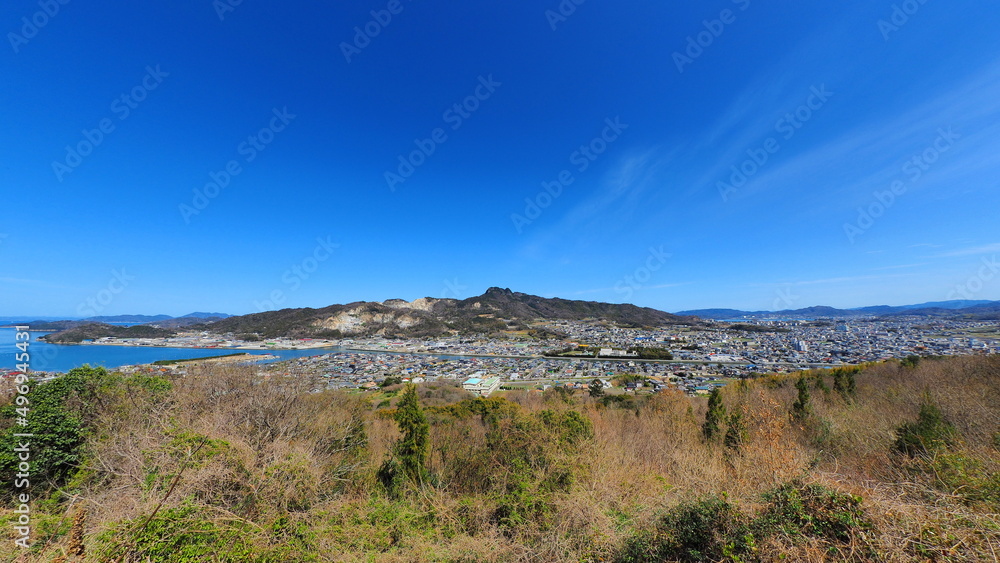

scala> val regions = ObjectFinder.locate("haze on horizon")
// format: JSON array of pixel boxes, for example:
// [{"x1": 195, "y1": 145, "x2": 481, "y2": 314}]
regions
[{"x1": 2, "y1": 0, "x2": 999, "y2": 318}]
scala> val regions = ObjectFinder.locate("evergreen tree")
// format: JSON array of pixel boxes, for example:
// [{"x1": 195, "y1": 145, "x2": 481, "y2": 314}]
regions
[
  {"x1": 812, "y1": 370, "x2": 830, "y2": 394},
  {"x1": 702, "y1": 388, "x2": 726, "y2": 441},
  {"x1": 792, "y1": 376, "x2": 811, "y2": 419},
  {"x1": 833, "y1": 367, "x2": 856, "y2": 400},
  {"x1": 393, "y1": 384, "x2": 429, "y2": 484},
  {"x1": 724, "y1": 412, "x2": 746, "y2": 451},
  {"x1": 588, "y1": 378, "x2": 605, "y2": 398}
]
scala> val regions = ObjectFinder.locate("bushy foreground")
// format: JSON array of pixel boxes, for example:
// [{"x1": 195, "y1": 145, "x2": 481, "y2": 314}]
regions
[{"x1": 1, "y1": 355, "x2": 999, "y2": 561}]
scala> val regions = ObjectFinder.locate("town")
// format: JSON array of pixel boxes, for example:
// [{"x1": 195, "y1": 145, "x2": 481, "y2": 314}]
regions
[{"x1": 100, "y1": 316, "x2": 1000, "y2": 397}]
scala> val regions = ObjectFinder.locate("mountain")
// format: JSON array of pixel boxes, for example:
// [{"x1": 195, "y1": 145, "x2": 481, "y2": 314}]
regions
[
  {"x1": 676, "y1": 300, "x2": 1000, "y2": 320},
  {"x1": 201, "y1": 287, "x2": 693, "y2": 339},
  {"x1": 896, "y1": 300, "x2": 994, "y2": 310},
  {"x1": 4, "y1": 320, "x2": 85, "y2": 331},
  {"x1": 0, "y1": 316, "x2": 68, "y2": 325},
  {"x1": 81, "y1": 313, "x2": 231, "y2": 323},
  {"x1": 151, "y1": 315, "x2": 231, "y2": 328},
  {"x1": 671, "y1": 308, "x2": 748, "y2": 319},
  {"x1": 83, "y1": 314, "x2": 172, "y2": 323},
  {"x1": 884, "y1": 301, "x2": 1000, "y2": 320},
  {"x1": 2, "y1": 312, "x2": 232, "y2": 329}
]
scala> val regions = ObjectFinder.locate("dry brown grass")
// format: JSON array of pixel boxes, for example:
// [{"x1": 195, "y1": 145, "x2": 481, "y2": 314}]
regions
[{"x1": 2, "y1": 355, "x2": 998, "y2": 561}]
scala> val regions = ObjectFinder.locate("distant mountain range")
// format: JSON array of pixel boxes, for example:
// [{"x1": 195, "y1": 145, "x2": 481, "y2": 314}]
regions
[
  {"x1": 4, "y1": 313, "x2": 232, "y2": 333},
  {"x1": 677, "y1": 300, "x2": 1000, "y2": 320},
  {"x1": 82, "y1": 312, "x2": 231, "y2": 323},
  {"x1": 14, "y1": 293, "x2": 1000, "y2": 345}
]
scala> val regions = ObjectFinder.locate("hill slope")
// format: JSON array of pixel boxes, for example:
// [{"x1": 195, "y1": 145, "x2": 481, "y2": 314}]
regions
[
  {"x1": 202, "y1": 287, "x2": 692, "y2": 338},
  {"x1": 39, "y1": 323, "x2": 177, "y2": 343},
  {"x1": 3, "y1": 355, "x2": 998, "y2": 561}
]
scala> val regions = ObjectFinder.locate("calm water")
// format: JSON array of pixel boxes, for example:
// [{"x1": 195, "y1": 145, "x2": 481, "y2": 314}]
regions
[{"x1": 0, "y1": 328, "x2": 345, "y2": 373}]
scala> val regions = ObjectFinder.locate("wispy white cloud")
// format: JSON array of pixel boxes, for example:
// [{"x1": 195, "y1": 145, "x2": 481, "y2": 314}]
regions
[
  {"x1": 872, "y1": 263, "x2": 928, "y2": 271},
  {"x1": 721, "y1": 61, "x2": 1000, "y2": 205},
  {"x1": 934, "y1": 243, "x2": 1000, "y2": 257}
]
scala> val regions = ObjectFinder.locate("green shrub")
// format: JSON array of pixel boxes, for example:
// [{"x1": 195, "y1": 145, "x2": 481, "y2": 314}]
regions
[
  {"x1": 928, "y1": 453, "x2": 1000, "y2": 506},
  {"x1": 755, "y1": 481, "x2": 870, "y2": 542},
  {"x1": 539, "y1": 409, "x2": 594, "y2": 446},
  {"x1": 893, "y1": 397, "x2": 955, "y2": 457},
  {"x1": 618, "y1": 494, "x2": 750, "y2": 562},
  {"x1": 617, "y1": 483, "x2": 874, "y2": 562},
  {"x1": 600, "y1": 394, "x2": 639, "y2": 411},
  {"x1": 98, "y1": 502, "x2": 261, "y2": 562},
  {"x1": 0, "y1": 366, "x2": 109, "y2": 495}
]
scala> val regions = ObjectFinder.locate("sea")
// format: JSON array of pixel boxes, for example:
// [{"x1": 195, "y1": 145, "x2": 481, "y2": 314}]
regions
[{"x1": 0, "y1": 327, "x2": 346, "y2": 373}]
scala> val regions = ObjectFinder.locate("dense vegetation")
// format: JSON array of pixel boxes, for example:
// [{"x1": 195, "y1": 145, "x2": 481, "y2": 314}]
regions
[
  {"x1": 629, "y1": 346, "x2": 674, "y2": 360},
  {"x1": 2, "y1": 355, "x2": 999, "y2": 561}
]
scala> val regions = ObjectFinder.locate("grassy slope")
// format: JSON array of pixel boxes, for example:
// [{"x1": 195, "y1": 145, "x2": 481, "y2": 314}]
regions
[{"x1": 1, "y1": 356, "x2": 998, "y2": 561}]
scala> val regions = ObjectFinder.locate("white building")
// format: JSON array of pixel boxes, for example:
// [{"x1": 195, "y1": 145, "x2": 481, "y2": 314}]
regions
[{"x1": 462, "y1": 376, "x2": 501, "y2": 397}]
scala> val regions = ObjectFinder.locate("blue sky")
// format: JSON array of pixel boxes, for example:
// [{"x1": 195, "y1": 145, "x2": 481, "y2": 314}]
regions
[{"x1": 2, "y1": 0, "x2": 999, "y2": 317}]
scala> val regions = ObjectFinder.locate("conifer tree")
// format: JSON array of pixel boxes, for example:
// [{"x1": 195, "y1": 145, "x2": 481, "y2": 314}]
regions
[
  {"x1": 393, "y1": 384, "x2": 429, "y2": 484},
  {"x1": 703, "y1": 388, "x2": 726, "y2": 441},
  {"x1": 792, "y1": 376, "x2": 811, "y2": 419}
]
